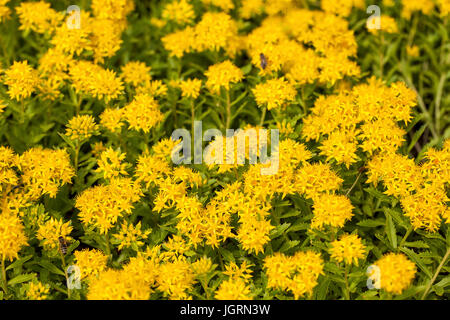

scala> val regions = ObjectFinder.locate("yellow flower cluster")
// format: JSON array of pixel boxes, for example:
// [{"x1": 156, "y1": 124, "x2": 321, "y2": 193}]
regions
[
  {"x1": 0, "y1": 212, "x2": 28, "y2": 261},
  {"x1": 66, "y1": 115, "x2": 99, "y2": 141},
  {"x1": 374, "y1": 253, "x2": 416, "y2": 294},
  {"x1": 122, "y1": 94, "x2": 164, "y2": 133},
  {"x1": 303, "y1": 77, "x2": 416, "y2": 167},
  {"x1": 25, "y1": 281, "x2": 50, "y2": 300},
  {"x1": 205, "y1": 60, "x2": 244, "y2": 93},
  {"x1": 2, "y1": 61, "x2": 39, "y2": 101},
  {"x1": 367, "y1": 140, "x2": 450, "y2": 231},
  {"x1": 264, "y1": 251, "x2": 324, "y2": 299},
  {"x1": 74, "y1": 248, "x2": 108, "y2": 279},
  {"x1": 252, "y1": 77, "x2": 297, "y2": 110},
  {"x1": 36, "y1": 217, "x2": 73, "y2": 251},
  {"x1": 75, "y1": 178, "x2": 142, "y2": 234},
  {"x1": 330, "y1": 234, "x2": 366, "y2": 265}
]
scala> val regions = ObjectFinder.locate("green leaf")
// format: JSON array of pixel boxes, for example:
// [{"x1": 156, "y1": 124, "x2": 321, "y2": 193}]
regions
[
  {"x1": 279, "y1": 240, "x2": 300, "y2": 253},
  {"x1": 357, "y1": 219, "x2": 385, "y2": 228},
  {"x1": 400, "y1": 248, "x2": 433, "y2": 279},
  {"x1": 270, "y1": 223, "x2": 291, "y2": 239},
  {"x1": 407, "y1": 124, "x2": 427, "y2": 153},
  {"x1": 38, "y1": 261, "x2": 65, "y2": 276},
  {"x1": 8, "y1": 274, "x2": 34, "y2": 286},
  {"x1": 5, "y1": 254, "x2": 33, "y2": 271},
  {"x1": 386, "y1": 214, "x2": 397, "y2": 249}
]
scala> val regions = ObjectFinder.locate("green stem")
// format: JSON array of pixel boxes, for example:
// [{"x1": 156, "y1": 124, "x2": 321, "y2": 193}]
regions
[
  {"x1": 379, "y1": 33, "x2": 385, "y2": 78},
  {"x1": 421, "y1": 247, "x2": 450, "y2": 300},
  {"x1": 59, "y1": 250, "x2": 71, "y2": 299},
  {"x1": 74, "y1": 144, "x2": 80, "y2": 173},
  {"x1": 104, "y1": 233, "x2": 112, "y2": 261},
  {"x1": 20, "y1": 99, "x2": 25, "y2": 124},
  {"x1": 398, "y1": 226, "x2": 413, "y2": 249},
  {"x1": 259, "y1": 106, "x2": 267, "y2": 126},
  {"x1": 344, "y1": 265, "x2": 350, "y2": 300},
  {"x1": 1, "y1": 258, "x2": 8, "y2": 296},
  {"x1": 345, "y1": 171, "x2": 362, "y2": 197},
  {"x1": 225, "y1": 90, "x2": 231, "y2": 129}
]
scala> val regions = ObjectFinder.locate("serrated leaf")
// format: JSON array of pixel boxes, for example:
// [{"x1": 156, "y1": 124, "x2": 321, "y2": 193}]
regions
[
  {"x1": 386, "y1": 214, "x2": 397, "y2": 249},
  {"x1": 38, "y1": 261, "x2": 65, "y2": 276},
  {"x1": 400, "y1": 248, "x2": 433, "y2": 279},
  {"x1": 5, "y1": 255, "x2": 33, "y2": 271},
  {"x1": 279, "y1": 240, "x2": 300, "y2": 253},
  {"x1": 8, "y1": 274, "x2": 34, "y2": 285},
  {"x1": 270, "y1": 223, "x2": 291, "y2": 239},
  {"x1": 357, "y1": 219, "x2": 385, "y2": 228}
]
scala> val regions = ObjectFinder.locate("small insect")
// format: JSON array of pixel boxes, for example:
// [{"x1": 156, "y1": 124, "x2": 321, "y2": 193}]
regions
[
  {"x1": 58, "y1": 236, "x2": 68, "y2": 255},
  {"x1": 259, "y1": 53, "x2": 268, "y2": 70}
]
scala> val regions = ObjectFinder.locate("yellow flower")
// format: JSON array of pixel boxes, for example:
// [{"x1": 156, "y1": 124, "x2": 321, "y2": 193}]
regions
[
  {"x1": 205, "y1": 60, "x2": 243, "y2": 94},
  {"x1": 264, "y1": 251, "x2": 324, "y2": 299},
  {"x1": 65, "y1": 115, "x2": 99, "y2": 142},
  {"x1": 402, "y1": 0, "x2": 435, "y2": 19},
  {"x1": 123, "y1": 94, "x2": 164, "y2": 133},
  {"x1": 69, "y1": 60, "x2": 124, "y2": 102},
  {"x1": 19, "y1": 147, "x2": 75, "y2": 199},
  {"x1": 319, "y1": 130, "x2": 359, "y2": 168},
  {"x1": 374, "y1": 253, "x2": 416, "y2": 294},
  {"x1": 0, "y1": 0, "x2": 11, "y2": 22},
  {"x1": 202, "y1": 0, "x2": 234, "y2": 11},
  {"x1": 240, "y1": 0, "x2": 264, "y2": 19},
  {"x1": 321, "y1": 0, "x2": 364, "y2": 17},
  {"x1": 162, "y1": 27, "x2": 195, "y2": 58},
  {"x1": 193, "y1": 12, "x2": 237, "y2": 52},
  {"x1": 135, "y1": 153, "x2": 172, "y2": 187},
  {"x1": 177, "y1": 78, "x2": 202, "y2": 99},
  {"x1": 252, "y1": 77, "x2": 297, "y2": 110},
  {"x1": 191, "y1": 257, "x2": 213, "y2": 276},
  {"x1": 2, "y1": 60, "x2": 39, "y2": 101},
  {"x1": 75, "y1": 178, "x2": 142, "y2": 234},
  {"x1": 162, "y1": 0, "x2": 195, "y2": 24},
  {"x1": 330, "y1": 234, "x2": 366, "y2": 265},
  {"x1": 294, "y1": 163, "x2": 344, "y2": 200},
  {"x1": 406, "y1": 45, "x2": 420, "y2": 57},
  {"x1": 120, "y1": 61, "x2": 152, "y2": 87},
  {"x1": 16, "y1": 1, "x2": 63, "y2": 34},
  {"x1": 74, "y1": 249, "x2": 108, "y2": 279},
  {"x1": 437, "y1": 0, "x2": 450, "y2": 16},
  {"x1": 157, "y1": 258, "x2": 196, "y2": 300},
  {"x1": 223, "y1": 261, "x2": 253, "y2": 282},
  {"x1": 95, "y1": 148, "x2": 129, "y2": 180},
  {"x1": 25, "y1": 281, "x2": 50, "y2": 300},
  {"x1": 368, "y1": 15, "x2": 398, "y2": 34},
  {"x1": 36, "y1": 217, "x2": 73, "y2": 251},
  {"x1": 0, "y1": 213, "x2": 28, "y2": 261},
  {"x1": 91, "y1": 142, "x2": 107, "y2": 158},
  {"x1": 100, "y1": 108, "x2": 124, "y2": 133},
  {"x1": 112, "y1": 221, "x2": 151, "y2": 251},
  {"x1": 215, "y1": 278, "x2": 252, "y2": 300},
  {"x1": 236, "y1": 217, "x2": 274, "y2": 254},
  {"x1": 87, "y1": 268, "x2": 151, "y2": 300},
  {"x1": 311, "y1": 194, "x2": 354, "y2": 230}
]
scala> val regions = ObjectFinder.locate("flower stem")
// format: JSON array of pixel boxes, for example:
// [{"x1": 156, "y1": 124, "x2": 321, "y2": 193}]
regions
[
  {"x1": 59, "y1": 250, "x2": 71, "y2": 299},
  {"x1": 259, "y1": 106, "x2": 267, "y2": 126},
  {"x1": 225, "y1": 90, "x2": 231, "y2": 129},
  {"x1": 344, "y1": 265, "x2": 350, "y2": 300},
  {"x1": 1, "y1": 258, "x2": 8, "y2": 296},
  {"x1": 421, "y1": 247, "x2": 450, "y2": 300}
]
